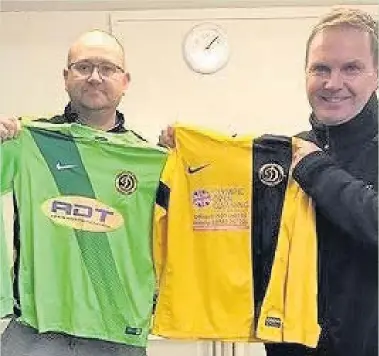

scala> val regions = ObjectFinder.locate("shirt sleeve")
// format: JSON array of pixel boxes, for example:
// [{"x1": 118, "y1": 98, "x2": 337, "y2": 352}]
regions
[
  {"x1": 293, "y1": 150, "x2": 378, "y2": 247},
  {"x1": 0, "y1": 137, "x2": 20, "y2": 317},
  {"x1": 153, "y1": 150, "x2": 177, "y2": 285}
]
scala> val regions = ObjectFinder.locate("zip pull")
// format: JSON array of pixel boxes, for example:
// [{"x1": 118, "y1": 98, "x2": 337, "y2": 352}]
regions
[{"x1": 324, "y1": 127, "x2": 330, "y2": 151}]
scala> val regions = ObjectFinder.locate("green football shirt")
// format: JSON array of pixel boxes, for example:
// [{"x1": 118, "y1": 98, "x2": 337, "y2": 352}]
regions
[{"x1": 0, "y1": 121, "x2": 167, "y2": 347}]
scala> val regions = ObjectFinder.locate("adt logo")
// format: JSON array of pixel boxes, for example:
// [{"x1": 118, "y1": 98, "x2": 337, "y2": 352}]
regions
[
  {"x1": 51, "y1": 201, "x2": 114, "y2": 222},
  {"x1": 42, "y1": 196, "x2": 124, "y2": 232}
]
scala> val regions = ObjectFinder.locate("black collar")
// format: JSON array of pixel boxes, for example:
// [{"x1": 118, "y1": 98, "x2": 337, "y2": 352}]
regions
[
  {"x1": 309, "y1": 93, "x2": 378, "y2": 152},
  {"x1": 63, "y1": 103, "x2": 127, "y2": 133}
]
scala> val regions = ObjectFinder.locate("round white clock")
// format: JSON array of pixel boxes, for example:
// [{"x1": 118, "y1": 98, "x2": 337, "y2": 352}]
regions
[{"x1": 182, "y1": 22, "x2": 230, "y2": 75}]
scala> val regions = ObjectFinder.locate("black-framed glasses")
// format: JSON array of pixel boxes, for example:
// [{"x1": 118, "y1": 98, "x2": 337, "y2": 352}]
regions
[{"x1": 68, "y1": 61, "x2": 125, "y2": 78}]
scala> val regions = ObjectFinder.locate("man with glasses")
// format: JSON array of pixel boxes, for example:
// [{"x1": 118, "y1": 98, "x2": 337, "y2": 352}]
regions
[
  {"x1": 1, "y1": 30, "x2": 129, "y2": 136},
  {"x1": 0, "y1": 30, "x2": 152, "y2": 356}
]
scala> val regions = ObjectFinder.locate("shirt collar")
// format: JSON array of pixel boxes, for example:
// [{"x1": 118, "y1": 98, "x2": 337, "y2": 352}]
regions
[{"x1": 63, "y1": 103, "x2": 126, "y2": 133}]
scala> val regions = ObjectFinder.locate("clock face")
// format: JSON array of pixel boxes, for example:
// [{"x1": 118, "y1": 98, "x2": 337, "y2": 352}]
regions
[{"x1": 183, "y1": 23, "x2": 230, "y2": 75}]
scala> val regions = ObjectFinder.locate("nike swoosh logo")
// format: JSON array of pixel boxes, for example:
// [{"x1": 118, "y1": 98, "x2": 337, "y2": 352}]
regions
[
  {"x1": 187, "y1": 164, "x2": 210, "y2": 174},
  {"x1": 56, "y1": 162, "x2": 77, "y2": 170}
]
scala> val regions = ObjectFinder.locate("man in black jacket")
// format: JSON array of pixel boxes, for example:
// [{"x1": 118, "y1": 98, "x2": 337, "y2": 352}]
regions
[
  {"x1": 157, "y1": 7, "x2": 378, "y2": 356},
  {"x1": 265, "y1": 7, "x2": 378, "y2": 356}
]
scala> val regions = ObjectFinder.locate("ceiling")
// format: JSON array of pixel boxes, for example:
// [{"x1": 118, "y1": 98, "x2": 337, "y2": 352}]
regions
[{"x1": 2, "y1": 0, "x2": 378, "y2": 12}]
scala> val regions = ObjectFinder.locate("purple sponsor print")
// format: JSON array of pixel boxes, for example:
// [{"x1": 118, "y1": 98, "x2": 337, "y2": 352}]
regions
[{"x1": 192, "y1": 190, "x2": 211, "y2": 208}]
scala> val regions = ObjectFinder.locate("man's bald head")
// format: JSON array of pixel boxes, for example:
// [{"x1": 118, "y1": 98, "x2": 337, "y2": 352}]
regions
[
  {"x1": 67, "y1": 30, "x2": 126, "y2": 70},
  {"x1": 64, "y1": 29, "x2": 130, "y2": 116}
]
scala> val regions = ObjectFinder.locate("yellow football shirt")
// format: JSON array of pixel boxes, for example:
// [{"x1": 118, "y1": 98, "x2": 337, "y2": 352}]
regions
[{"x1": 153, "y1": 125, "x2": 320, "y2": 347}]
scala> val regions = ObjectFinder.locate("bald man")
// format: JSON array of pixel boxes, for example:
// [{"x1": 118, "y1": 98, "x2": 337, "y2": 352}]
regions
[
  {"x1": 63, "y1": 30, "x2": 130, "y2": 130},
  {"x1": 0, "y1": 30, "x2": 147, "y2": 356}
]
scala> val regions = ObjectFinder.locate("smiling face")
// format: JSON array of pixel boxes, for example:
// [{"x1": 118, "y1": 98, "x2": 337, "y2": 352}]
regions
[
  {"x1": 306, "y1": 26, "x2": 378, "y2": 126},
  {"x1": 64, "y1": 31, "x2": 129, "y2": 113}
]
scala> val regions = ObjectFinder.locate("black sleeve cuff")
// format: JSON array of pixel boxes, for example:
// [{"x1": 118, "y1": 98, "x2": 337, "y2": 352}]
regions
[{"x1": 292, "y1": 151, "x2": 334, "y2": 190}]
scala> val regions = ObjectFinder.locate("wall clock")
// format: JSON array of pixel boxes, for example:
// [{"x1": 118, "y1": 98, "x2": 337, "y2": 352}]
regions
[{"x1": 182, "y1": 22, "x2": 230, "y2": 75}]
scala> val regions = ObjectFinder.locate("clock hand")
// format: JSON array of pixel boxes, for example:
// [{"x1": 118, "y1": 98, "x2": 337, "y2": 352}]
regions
[{"x1": 205, "y1": 36, "x2": 219, "y2": 50}]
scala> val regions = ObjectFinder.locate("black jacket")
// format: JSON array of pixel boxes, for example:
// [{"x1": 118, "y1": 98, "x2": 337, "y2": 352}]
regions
[
  {"x1": 293, "y1": 94, "x2": 378, "y2": 356},
  {"x1": 266, "y1": 94, "x2": 378, "y2": 356},
  {"x1": 37, "y1": 103, "x2": 127, "y2": 133}
]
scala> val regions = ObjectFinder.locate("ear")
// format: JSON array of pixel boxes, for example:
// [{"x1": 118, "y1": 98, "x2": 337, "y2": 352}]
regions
[
  {"x1": 63, "y1": 68, "x2": 69, "y2": 90},
  {"x1": 122, "y1": 72, "x2": 130, "y2": 91}
]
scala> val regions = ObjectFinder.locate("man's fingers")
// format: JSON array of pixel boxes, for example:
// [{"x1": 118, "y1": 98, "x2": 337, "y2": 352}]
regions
[
  {"x1": 167, "y1": 126, "x2": 174, "y2": 137},
  {"x1": 2, "y1": 120, "x2": 17, "y2": 138},
  {"x1": 0, "y1": 118, "x2": 21, "y2": 141},
  {"x1": 158, "y1": 126, "x2": 176, "y2": 148},
  {"x1": 158, "y1": 130, "x2": 167, "y2": 147},
  {"x1": 0, "y1": 124, "x2": 11, "y2": 141},
  {"x1": 166, "y1": 126, "x2": 175, "y2": 147}
]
